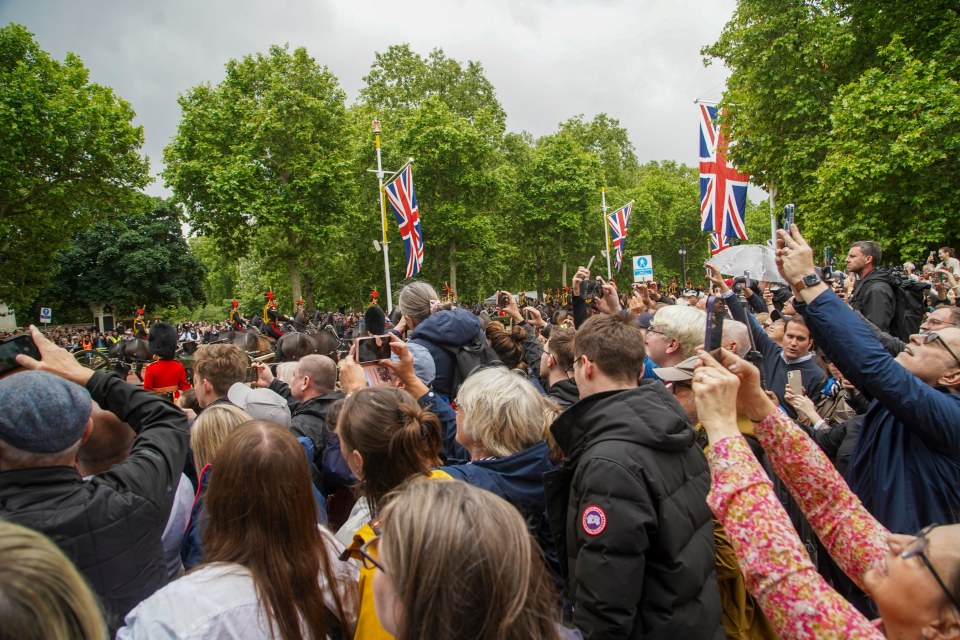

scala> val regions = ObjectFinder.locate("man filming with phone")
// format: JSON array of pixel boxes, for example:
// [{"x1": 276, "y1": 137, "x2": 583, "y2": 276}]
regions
[{"x1": 705, "y1": 264, "x2": 825, "y2": 420}]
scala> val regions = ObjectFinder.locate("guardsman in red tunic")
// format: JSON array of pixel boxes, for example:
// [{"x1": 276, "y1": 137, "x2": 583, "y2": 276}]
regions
[
  {"x1": 143, "y1": 322, "x2": 191, "y2": 400},
  {"x1": 228, "y1": 300, "x2": 246, "y2": 331}
]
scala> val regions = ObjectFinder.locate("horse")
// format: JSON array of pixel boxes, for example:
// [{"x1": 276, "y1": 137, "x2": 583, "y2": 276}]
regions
[
  {"x1": 275, "y1": 332, "x2": 320, "y2": 362},
  {"x1": 232, "y1": 327, "x2": 273, "y2": 354},
  {"x1": 108, "y1": 338, "x2": 151, "y2": 381}
]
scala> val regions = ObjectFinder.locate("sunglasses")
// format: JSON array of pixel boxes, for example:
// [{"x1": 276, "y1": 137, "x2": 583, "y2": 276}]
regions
[
  {"x1": 358, "y1": 536, "x2": 386, "y2": 573},
  {"x1": 901, "y1": 524, "x2": 960, "y2": 613},
  {"x1": 923, "y1": 332, "x2": 960, "y2": 369}
]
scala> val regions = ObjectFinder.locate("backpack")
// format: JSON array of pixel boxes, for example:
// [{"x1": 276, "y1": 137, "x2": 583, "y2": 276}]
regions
[
  {"x1": 439, "y1": 335, "x2": 502, "y2": 400},
  {"x1": 884, "y1": 269, "x2": 929, "y2": 341}
]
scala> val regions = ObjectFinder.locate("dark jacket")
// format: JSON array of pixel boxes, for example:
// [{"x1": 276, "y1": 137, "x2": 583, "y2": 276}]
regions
[
  {"x1": 547, "y1": 377, "x2": 581, "y2": 408},
  {"x1": 725, "y1": 290, "x2": 826, "y2": 420},
  {"x1": 410, "y1": 309, "x2": 484, "y2": 398},
  {"x1": 0, "y1": 371, "x2": 189, "y2": 632},
  {"x1": 439, "y1": 441, "x2": 561, "y2": 582},
  {"x1": 849, "y1": 268, "x2": 897, "y2": 334},
  {"x1": 799, "y1": 290, "x2": 960, "y2": 533},
  {"x1": 269, "y1": 380, "x2": 350, "y2": 492},
  {"x1": 544, "y1": 382, "x2": 723, "y2": 640}
]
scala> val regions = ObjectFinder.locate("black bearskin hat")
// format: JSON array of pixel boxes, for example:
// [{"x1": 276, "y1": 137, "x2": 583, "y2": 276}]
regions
[
  {"x1": 148, "y1": 322, "x2": 178, "y2": 360},
  {"x1": 364, "y1": 304, "x2": 386, "y2": 337}
]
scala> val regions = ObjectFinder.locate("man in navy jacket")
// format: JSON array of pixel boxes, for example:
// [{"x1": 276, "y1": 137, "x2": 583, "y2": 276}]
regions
[{"x1": 779, "y1": 226, "x2": 960, "y2": 533}]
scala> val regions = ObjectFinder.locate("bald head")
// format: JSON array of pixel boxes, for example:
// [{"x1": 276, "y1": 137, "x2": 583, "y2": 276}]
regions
[{"x1": 294, "y1": 355, "x2": 337, "y2": 399}]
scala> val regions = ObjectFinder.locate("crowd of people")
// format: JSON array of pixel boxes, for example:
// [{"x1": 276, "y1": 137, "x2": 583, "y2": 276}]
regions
[{"x1": 1, "y1": 228, "x2": 959, "y2": 640}]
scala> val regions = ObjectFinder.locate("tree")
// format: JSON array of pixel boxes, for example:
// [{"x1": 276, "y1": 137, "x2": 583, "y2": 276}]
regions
[
  {"x1": 164, "y1": 45, "x2": 354, "y2": 307},
  {"x1": 702, "y1": 1, "x2": 960, "y2": 262},
  {"x1": 37, "y1": 198, "x2": 205, "y2": 321},
  {"x1": 0, "y1": 24, "x2": 150, "y2": 311},
  {"x1": 516, "y1": 133, "x2": 602, "y2": 295},
  {"x1": 558, "y1": 113, "x2": 639, "y2": 189},
  {"x1": 357, "y1": 46, "x2": 508, "y2": 299}
]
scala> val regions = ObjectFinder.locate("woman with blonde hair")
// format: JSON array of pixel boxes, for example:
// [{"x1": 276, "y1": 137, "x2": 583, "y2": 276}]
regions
[
  {"x1": 180, "y1": 403, "x2": 252, "y2": 569},
  {"x1": 0, "y1": 520, "x2": 107, "y2": 640},
  {"x1": 119, "y1": 422, "x2": 358, "y2": 639},
  {"x1": 371, "y1": 479, "x2": 576, "y2": 639},
  {"x1": 437, "y1": 366, "x2": 561, "y2": 580}
]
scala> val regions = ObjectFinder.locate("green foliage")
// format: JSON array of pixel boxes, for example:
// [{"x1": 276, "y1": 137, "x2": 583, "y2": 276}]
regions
[
  {"x1": 35, "y1": 198, "x2": 205, "y2": 320},
  {"x1": 703, "y1": 0, "x2": 960, "y2": 264},
  {"x1": 0, "y1": 23, "x2": 150, "y2": 311},
  {"x1": 558, "y1": 113, "x2": 639, "y2": 189},
  {"x1": 163, "y1": 44, "x2": 355, "y2": 303}
]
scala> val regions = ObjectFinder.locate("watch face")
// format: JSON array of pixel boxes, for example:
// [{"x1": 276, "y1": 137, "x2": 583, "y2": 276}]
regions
[{"x1": 804, "y1": 273, "x2": 820, "y2": 286}]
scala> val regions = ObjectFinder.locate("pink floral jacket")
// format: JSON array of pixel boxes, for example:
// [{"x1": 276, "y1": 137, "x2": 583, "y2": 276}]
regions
[{"x1": 707, "y1": 410, "x2": 888, "y2": 639}]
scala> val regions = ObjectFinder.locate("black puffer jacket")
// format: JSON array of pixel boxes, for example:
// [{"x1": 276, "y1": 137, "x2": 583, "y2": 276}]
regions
[
  {"x1": 0, "y1": 371, "x2": 189, "y2": 632},
  {"x1": 544, "y1": 381, "x2": 723, "y2": 640}
]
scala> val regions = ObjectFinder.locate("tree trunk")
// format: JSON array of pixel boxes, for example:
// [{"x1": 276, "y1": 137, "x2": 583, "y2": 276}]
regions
[
  {"x1": 286, "y1": 229, "x2": 302, "y2": 310},
  {"x1": 303, "y1": 253, "x2": 315, "y2": 310},
  {"x1": 559, "y1": 236, "x2": 568, "y2": 289},
  {"x1": 448, "y1": 237, "x2": 457, "y2": 295},
  {"x1": 535, "y1": 246, "x2": 544, "y2": 301}
]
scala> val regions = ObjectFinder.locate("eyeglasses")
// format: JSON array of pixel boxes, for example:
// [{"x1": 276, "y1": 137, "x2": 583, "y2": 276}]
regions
[
  {"x1": 923, "y1": 317, "x2": 960, "y2": 330},
  {"x1": 647, "y1": 325, "x2": 664, "y2": 336},
  {"x1": 923, "y1": 332, "x2": 960, "y2": 369},
  {"x1": 901, "y1": 524, "x2": 960, "y2": 613},
  {"x1": 358, "y1": 536, "x2": 386, "y2": 573}
]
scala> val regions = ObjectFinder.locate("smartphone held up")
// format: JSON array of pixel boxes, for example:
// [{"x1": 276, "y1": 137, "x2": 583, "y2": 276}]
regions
[{"x1": 0, "y1": 334, "x2": 41, "y2": 378}]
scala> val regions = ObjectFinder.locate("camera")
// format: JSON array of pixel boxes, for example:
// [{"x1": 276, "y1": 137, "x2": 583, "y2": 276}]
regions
[{"x1": 0, "y1": 334, "x2": 41, "y2": 377}]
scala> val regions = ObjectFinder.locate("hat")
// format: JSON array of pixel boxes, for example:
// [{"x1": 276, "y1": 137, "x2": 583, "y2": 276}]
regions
[
  {"x1": 651, "y1": 355, "x2": 699, "y2": 382},
  {"x1": 148, "y1": 322, "x2": 178, "y2": 360},
  {"x1": 0, "y1": 371, "x2": 92, "y2": 453},
  {"x1": 227, "y1": 383, "x2": 291, "y2": 427},
  {"x1": 393, "y1": 342, "x2": 436, "y2": 386},
  {"x1": 635, "y1": 312, "x2": 654, "y2": 330}
]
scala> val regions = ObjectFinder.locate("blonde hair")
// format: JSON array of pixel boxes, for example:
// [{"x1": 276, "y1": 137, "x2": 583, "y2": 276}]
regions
[
  {"x1": 456, "y1": 367, "x2": 557, "y2": 458},
  {"x1": 0, "y1": 520, "x2": 107, "y2": 640},
  {"x1": 652, "y1": 305, "x2": 707, "y2": 358},
  {"x1": 398, "y1": 281, "x2": 451, "y2": 324},
  {"x1": 190, "y1": 404, "x2": 253, "y2": 469},
  {"x1": 380, "y1": 479, "x2": 561, "y2": 640}
]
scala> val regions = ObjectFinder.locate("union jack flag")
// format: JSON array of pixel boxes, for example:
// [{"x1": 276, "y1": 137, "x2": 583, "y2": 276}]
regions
[
  {"x1": 710, "y1": 232, "x2": 731, "y2": 256},
  {"x1": 384, "y1": 164, "x2": 423, "y2": 279},
  {"x1": 699, "y1": 104, "x2": 749, "y2": 244},
  {"x1": 607, "y1": 202, "x2": 632, "y2": 270}
]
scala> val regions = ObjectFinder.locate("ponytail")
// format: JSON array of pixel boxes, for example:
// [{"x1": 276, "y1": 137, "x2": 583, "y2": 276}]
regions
[{"x1": 339, "y1": 387, "x2": 442, "y2": 515}]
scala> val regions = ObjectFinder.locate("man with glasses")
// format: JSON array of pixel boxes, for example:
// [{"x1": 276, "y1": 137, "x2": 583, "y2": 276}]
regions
[
  {"x1": 544, "y1": 314, "x2": 722, "y2": 640},
  {"x1": 779, "y1": 226, "x2": 960, "y2": 535}
]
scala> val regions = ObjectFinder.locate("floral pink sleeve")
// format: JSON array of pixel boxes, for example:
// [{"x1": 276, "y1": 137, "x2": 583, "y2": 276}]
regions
[
  {"x1": 753, "y1": 410, "x2": 888, "y2": 588},
  {"x1": 708, "y1": 432, "x2": 884, "y2": 639}
]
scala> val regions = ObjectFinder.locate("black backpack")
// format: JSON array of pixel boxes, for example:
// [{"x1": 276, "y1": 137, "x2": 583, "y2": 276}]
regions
[
  {"x1": 440, "y1": 335, "x2": 501, "y2": 400},
  {"x1": 884, "y1": 269, "x2": 930, "y2": 341}
]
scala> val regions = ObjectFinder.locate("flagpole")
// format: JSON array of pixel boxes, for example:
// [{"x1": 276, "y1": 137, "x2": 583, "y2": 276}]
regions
[
  {"x1": 373, "y1": 120, "x2": 393, "y2": 314},
  {"x1": 602, "y1": 186, "x2": 612, "y2": 280},
  {"x1": 769, "y1": 180, "x2": 777, "y2": 248}
]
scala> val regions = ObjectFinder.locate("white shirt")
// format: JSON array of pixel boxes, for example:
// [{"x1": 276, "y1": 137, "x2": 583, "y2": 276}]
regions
[{"x1": 117, "y1": 528, "x2": 358, "y2": 639}]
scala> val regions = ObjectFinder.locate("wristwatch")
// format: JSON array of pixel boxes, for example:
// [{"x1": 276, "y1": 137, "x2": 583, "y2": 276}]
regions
[{"x1": 793, "y1": 272, "x2": 821, "y2": 290}]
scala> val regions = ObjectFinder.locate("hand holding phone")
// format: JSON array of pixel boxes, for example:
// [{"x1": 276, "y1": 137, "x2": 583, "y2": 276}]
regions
[
  {"x1": 0, "y1": 334, "x2": 42, "y2": 377},
  {"x1": 703, "y1": 296, "x2": 726, "y2": 358},
  {"x1": 782, "y1": 204, "x2": 795, "y2": 230},
  {"x1": 356, "y1": 335, "x2": 392, "y2": 364},
  {"x1": 786, "y1": 370, "x2": 803, "y2": 397}
]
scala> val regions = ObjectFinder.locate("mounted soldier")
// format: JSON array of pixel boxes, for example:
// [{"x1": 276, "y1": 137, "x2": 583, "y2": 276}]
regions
[
  {"x1": 132, "y1": 306, "x2": 148, "y2": 339},
  {"x1": 228, "y1": 299, "x2": 246, "y2": 331},
  {"x1": 262, "y1": 290, "x2": 293, "y2": 341}
]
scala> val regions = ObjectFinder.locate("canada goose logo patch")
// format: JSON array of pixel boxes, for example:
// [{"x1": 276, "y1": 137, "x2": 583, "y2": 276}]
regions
[{"x1": 581, "y1": 505, "x2": 607, "y2": 536}]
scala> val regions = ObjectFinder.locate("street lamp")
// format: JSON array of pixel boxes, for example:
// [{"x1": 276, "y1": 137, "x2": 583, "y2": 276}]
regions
[{"x1": 678, "y1": 246, "x2": 687, "y2": 290}]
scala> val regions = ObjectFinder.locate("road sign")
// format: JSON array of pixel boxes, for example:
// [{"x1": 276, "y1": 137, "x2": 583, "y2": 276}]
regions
[
  {"x1": 633, "y1": 255, "x2": 653, "y2": 282},
  {"x1": 39, "y1": 307, "x2": 52, "y2": 324}
]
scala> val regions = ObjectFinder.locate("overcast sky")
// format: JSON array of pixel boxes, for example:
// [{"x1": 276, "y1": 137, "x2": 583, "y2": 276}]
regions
[{"x1": 2, "y1": 0, "x2": 736, "y2": 198}]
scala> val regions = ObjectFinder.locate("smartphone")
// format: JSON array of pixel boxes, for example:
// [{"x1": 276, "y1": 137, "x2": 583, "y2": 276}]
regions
[
  {"x1": 0, "y1": 334, "x2": 42, "y2": 377},
  {"x1": 580, "y1": 278, "x2": 600, "y2": 298},
  {"x1": 356, "y1": 336, "x2": 391, "y2": 364},
  {"x1": 824, "y1": 246, "x2": 833, "y2": 267},
  {"x1": 703, "y1": 296, "x2": 725, "y2": 358},
  {"x1": 787, "y1": 370, "x2": 803, "y2": 397},
  {"x1": 782, "y1": 204, "x2": 795, "y2": 230},
  {"x1": 498, "y1": 292, "x2": 510, "y2": 307},
  {"x1": 743, "y1": 271, "x2": 752, "y2": 291}
]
